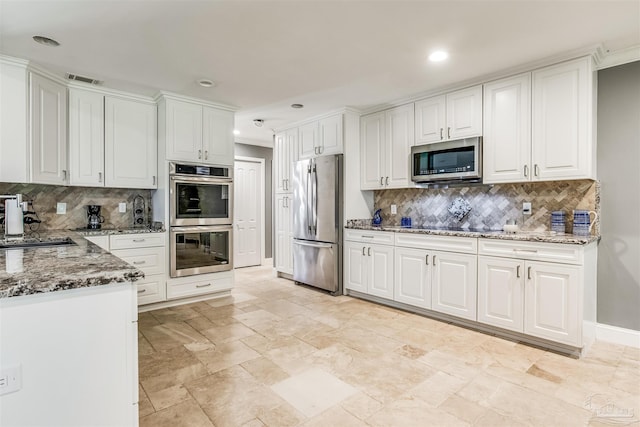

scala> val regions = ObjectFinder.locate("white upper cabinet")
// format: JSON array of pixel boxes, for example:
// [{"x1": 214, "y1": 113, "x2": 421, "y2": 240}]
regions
[
  {"x1": 274, "y1": 128, "x2": 298, "y2": 194},
  {"x1": 360, "y1": 104, "x2": 413, "y2": 190},
  {"x1": 203, "y1": 106, "x2": 234, "y2": 166},
  {"x1": 0, "y1": 60, "x2": 29, "y2": 183},
  {"x1": 483, "y1": 73, "x2": 532, "y2": 184},
  {"x1": 68, "y1": 88, "x2": 105, "y2": 186},
  {"x1": 30, "y1": 72, "x2": 68, "y2": 185},
  {"x1": 415, "y1": 85, "x2": 482, "y2": 145},
  {"x1": 532, "y1": 57, "x2": 594, "y2": 181},
  {"x1": 163, "y1": 97, "x2": 234, "y2": 166},
  {"x1": 297, "y1": 113, "x2": 343, "y2": 160}
]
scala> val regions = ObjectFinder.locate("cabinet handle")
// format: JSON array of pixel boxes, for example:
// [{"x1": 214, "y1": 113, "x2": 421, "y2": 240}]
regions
[
  {"x1": 527, "y1": 266, "x2": 532, "y2": 280},
  {"x1": 385, "y1": 176, "x2": 389, "y2": 186},
  {"x1": 362, "y1": 235, "x2": 374, "y2": 239},
  {"x1": 286, "y1": 179, "x2": 289, "y2": 190},
  {"x1": 368, "y1": 247, "x2": 371, "y2": 256},
  {"x1": 447, "y1": 127, "x2": 451, "y2": 139},
  {"x1": 516, "y1": 265, "x2": 521, "y2": 278},
  {"x1": 523, "y1": 165, "x2": 528, "y2": 178},
  {"x1": 205, "y1": 150, "x2": 209, "y2": 160},
  {"x1": 440, "y1": 128, "x2": 443, "y2": 140},
  {"x1": 133, "y1": 260, "x2": 146, "y2": 265},
  {"x1": 198, "y1": 149, "x2": 202, "y2": 159},
  {"x1": 98, "y1": 172, "x2": 103, "y2": 183},
  {"x1": 137, "y1": 289, "x2": 146, "y2": 294},
  {"x1": 152, "y1": 175, "x2": 156, "y2": 186},
  {"x1": 196, "y1": 283, "x2": 212, "y2": 288},
  {"x1": 362, "y1": 246, "x2": 366, "y2": 256},
  {"x1": 534, "y1": 164, "x2": 539, "y2": 177},
  {"x1": 380, "y1": 177, "x2": 384, "y2": 186},
  {"x1": 425, "y1": 254, "x2": 429, "y2": 265},
  {"x1": 432, "y1": 255, "x2": 436, "y2": 264},
  {"x1": 133, "y1": 239, "x2": 145, "y2": 243},
  {"x1": 62, "y1": 170, "x2": 67, "y2": 181}
]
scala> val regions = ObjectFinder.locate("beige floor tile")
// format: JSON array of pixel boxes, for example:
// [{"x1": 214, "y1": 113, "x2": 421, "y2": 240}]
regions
[
  {"x1": 257, "y1": 402, "x2": 306, "y2": 427},
  {"x1": 473, "y1": 408, "x2": 529, "y2": 427},
  {"x1": 141, "y1": 321, "x2": 211, "y2": 352},
  {"x1": 241, "y1": 418, "x2": 266, "y2": 427},
  {"x1": 185, "y1": 316, "x2": 218, "y2": 332},
  {"x1": 138, "y1": 384, "x2": 155, "y2": 417},
  {"x1": 271, "y1": 368, "x2": 358, "y2": 417},
  {"x1": 302, "y1": 406, "x2": 369, "y2": 427},
  {"x1": 194, "y1": 340, "x2": 262, "y2": 373},
  {"x1": 366, "y1": 396, "x2": 470, "y2": 427},
  {"x1": 340, "y1": 392, "x2": 384, "y2": 421},
  {"x1": 234, "y1": 308, "x2": 283, "y2": 326},
  {"x1": 150, "y1": 306, "x2": 202, "y2": 323},
  {"x1": 409, "y1": 371, "x2": 469, "y2": 408},
  {"x1": 145, "y1": 384, "x2": 192, "y2": 411},
  {"x1": 438, "y1": 394, "x2": 488, "y2": 424},
  {"x1": 241, "y1": 356, "x2": 291, "y2": 385},
  {"x1": 138, "y1": 332, "x2": 155, "y2": 356},
  {"x1": 139, "y1": 398, "x2": 214, "y2": 427},
  {"x1": 200, "y1": 322, "x2": 257, "y2": 344}
]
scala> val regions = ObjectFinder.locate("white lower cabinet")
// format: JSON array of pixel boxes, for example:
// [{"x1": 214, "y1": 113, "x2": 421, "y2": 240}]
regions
[
  {"x1": 430, "y1": 251, "x2": 477, "y2": 321},
  {"x1": 394, "y1": 247, "x2": 431, "y2": 309},
  {"x1": 344, "y1": 230, "x2": 394, "y2": 299},
  {"x1": 275, "y1": 194, "x2": 293, "y2": 275},
  {"x1": 478, "y1": 256, "x2": 525, "y2": 332}
]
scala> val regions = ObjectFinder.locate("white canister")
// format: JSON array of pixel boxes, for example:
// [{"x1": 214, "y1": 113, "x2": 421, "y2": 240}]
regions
[{"x1": 4, "y1": 199, "x2": 24, "y2": 236}]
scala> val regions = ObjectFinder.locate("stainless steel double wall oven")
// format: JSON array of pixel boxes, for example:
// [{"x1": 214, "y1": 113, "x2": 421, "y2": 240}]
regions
[{"x1": 169, "y1": 162, "x2": 233, "y2": 277}]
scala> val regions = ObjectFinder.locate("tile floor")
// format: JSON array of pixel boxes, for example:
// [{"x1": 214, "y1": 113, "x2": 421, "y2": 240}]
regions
[{"x1": 138, "y1": 265, "x2": 640, "y2": 427}]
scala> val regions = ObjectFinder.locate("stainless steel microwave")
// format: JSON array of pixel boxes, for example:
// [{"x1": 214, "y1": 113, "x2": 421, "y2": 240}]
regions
[{"x1": 411, "y1": 137, "x2": 482, "y2": 184}]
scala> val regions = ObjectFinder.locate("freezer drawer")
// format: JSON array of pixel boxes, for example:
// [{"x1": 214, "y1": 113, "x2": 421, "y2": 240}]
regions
[{"x1": 293, "y1": 239, "x2": 341, "y2": 294}]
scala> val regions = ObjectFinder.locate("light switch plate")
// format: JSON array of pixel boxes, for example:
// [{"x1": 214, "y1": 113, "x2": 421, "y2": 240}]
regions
[
  {"x1": 391, "y1": 204, "x2": 397, "y2": 215},
  {"x1": 119, "y1": 203, "x2": 127, "y2": 213},
  {"x1": 56, "y1": 202, "x2": 66, "y2": 215},
  {"x1": 523, "y1": 202, "x2": 532, "y2": 215}
]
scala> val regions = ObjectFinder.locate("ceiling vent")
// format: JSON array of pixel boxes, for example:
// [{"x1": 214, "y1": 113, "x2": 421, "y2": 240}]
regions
[{"x1": 66, "y1": 73, "x2": 102, "y2": 85}]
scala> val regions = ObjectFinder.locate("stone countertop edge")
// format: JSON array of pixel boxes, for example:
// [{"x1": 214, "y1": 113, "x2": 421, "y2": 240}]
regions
[
  {"x1": 0, "y1": 230, "x2": 144, "y2": 299},
  {"x1": 74, "y1": 227, "x2": 166, "y2": 236},
  {"x1": 345, "y1": 224, "x2": 599, "y2": 245}
]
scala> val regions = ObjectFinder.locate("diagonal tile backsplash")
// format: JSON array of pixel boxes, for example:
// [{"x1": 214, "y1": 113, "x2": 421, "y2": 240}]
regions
[
  {"x1": 0, "y1": 183, "x2": 153, "y2": 231},
  {"x1": 371, "y1": 179, "x2": 599, "y2": 233}
]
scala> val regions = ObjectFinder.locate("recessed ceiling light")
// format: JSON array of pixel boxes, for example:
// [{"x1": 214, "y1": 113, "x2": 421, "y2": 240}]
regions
[
  {"x1": 32, "y1": 35, "x2": 60, "y2": 47},
  {"x1": 253, "y1": 119, "x2": 264, "y2": 127},
  {"x1": 197, "y1": 79, "x2": 216, "y2": 88},
  {"x1": 233, "y1": 129, "x2": 240, "y2": 135},
  {"x1": 428, "y1": 50, "x2": 449, "y2": 62},
  {"x1": 291, "y1": 103, "x2": 304, "y2": 109}
]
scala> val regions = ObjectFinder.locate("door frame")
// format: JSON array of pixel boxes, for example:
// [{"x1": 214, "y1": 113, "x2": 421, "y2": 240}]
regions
[{"x1": 234, "y1": 156, "x2": 266, "y2": 266}]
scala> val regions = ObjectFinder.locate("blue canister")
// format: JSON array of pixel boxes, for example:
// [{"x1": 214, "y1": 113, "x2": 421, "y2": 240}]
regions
[
  {"x1": 401, "y1": 217, "x2": 412, "y2": 228},
  {"x1": 372, "y1": 209, "x2": 382, "y2": 226},
  {"x1": 572, "y1": 210, "x2": 597, "y2": 236},
  {"x1": 550, "y1": 211, "x2": 565, "y2": 234}
]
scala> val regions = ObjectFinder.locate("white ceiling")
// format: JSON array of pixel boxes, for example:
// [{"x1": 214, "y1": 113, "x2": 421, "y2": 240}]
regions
[{"x1": 1, "y1": 1, "x2": 638, "y2": 144}]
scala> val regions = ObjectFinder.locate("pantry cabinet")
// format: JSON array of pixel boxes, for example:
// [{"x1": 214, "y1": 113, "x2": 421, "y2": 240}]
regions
[
  {"x1": 162, "y1": 97, "x2": 235, "y2": 166},
  {"x1": 275, "y1": 194, "x2": 293, "y2": 275},
  {"x1": 415, "y1": 85, "x2": 482, "y2": 145},
  {"x1": 30, "y1": 72, "x2": 68, "y2": 185},
  {"x1": 360, "y1": 104, "x2": 414, "y2": 190},
  {"x1": 274, "y1": 128, "x2": 297, "y2": 194}
]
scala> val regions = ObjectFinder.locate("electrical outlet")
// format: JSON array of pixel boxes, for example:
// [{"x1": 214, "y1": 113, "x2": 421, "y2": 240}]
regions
[
  {"x1": 523, "y1": 202, "x2": 532, "y2": 215},
  {"x1": 0, "y1": 364, "x2": 21, "y2": 396},
  {"x1": 391, "y1": 204, "x2": 397, "y2": 215},
  {"x1": 56, "y1": 202, "x2": 66, "y2": 215},
  {"x1": 119, "y1": 203, "x2": 127, "y2": 213}
]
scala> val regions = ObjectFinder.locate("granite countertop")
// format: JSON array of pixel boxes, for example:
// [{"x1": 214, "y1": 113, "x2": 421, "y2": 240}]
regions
[
  {"x1": 0, "y1": 230, "x2": 144, "y2": 299},
  {"x1": 345, "y1": 223, "x2": 599, "y2": 245},
  {"x1": 73, "y1": 227, "x2": 166, "y2": 236}
]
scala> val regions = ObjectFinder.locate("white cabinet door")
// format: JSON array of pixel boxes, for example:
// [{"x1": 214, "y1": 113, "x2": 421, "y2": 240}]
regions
[
  {"x1": 360, "y1": 112, "x2": 385, "y2": 190},
  {"x1": 524, "y1": 261, "x2": 580, "y2": 346},
  {"x1": 344, "y1": 241, "x2": 367, "y2": 293},
  {"x1": 298, "y1": 122, "x2": 319, "y2": 160},
  {"x1": 415, "y1": 95, "x2": 446, "y2": 144},
  {"x1": 446, "y1": 85, "x2": 483, "y2": 140},
  {"x1": 30, "y1": 73, "x2": 67, "y2": 185},
  {"x1": 165, "y1": 99, "x2": 203, "y2": 163},
  {"x1": 202, "y1": 106, "x2": 234, "y2": 166},
  {"x1": 367, "y1": 244, "x2": 394, "y2": 300},
  {"x1": 275, "y1": 194, "x2": 293, "y2": 274},
  {"x1": 532, "y1": 57, "x2": 593, "y2": 181},
  {"x1": 483, "y1": 74, "x2": 532, "y2": 184},
  {"x1": 477, "y1": 256, "x2": 524, "y2": 332},
  {"x1": 274, "y1": 129, "x2": 297, "y2": 194},
  {"x1": 431, "y1": 251, "x2": 477, "y2": 320},
  {"x1": 385, "y1": 104, "x2": 414, "y2": 189},
  {"x1": 68, "y1": 89, "x2": 105, "y2": 187},
  {"x1": 318, "y1": 114, "x2": 343, "y2": 156},
  {"x1": 394, "y1": 247, "x2": 431, "y2": 308},
  {"x1": 104, "y1": 97, "x2": 157, "y2": 189}
]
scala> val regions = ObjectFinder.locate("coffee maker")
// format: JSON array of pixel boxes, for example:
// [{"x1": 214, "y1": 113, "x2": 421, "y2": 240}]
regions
[{"x1": 87, "y1": 205, "x2": 105, "y2": 229}]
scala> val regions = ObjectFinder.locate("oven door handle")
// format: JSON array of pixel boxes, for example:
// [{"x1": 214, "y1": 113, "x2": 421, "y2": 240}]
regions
[
  {"x1": 170, "y1": 175, "x2": 232, "y2": 184},
  {"x1": 170, "y1": 225, "x2": 233, "y2": 233}
]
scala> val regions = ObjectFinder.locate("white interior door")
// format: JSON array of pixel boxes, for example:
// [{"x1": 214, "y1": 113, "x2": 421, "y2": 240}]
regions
[{"x1": 234, "y1": 159, "x2": 263, "y2": 268}]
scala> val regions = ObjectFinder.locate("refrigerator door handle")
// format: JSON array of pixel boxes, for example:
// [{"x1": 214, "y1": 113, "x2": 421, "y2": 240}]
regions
[
  {"x1": 306, "y1": 162, "x2": 312, "y2": 234},
  {"x1": 312, "y1": 161, "x2": 318, "y2": 234},
  {"x1": 293, "y1": 240, "x2": 333, "y2": 249}
]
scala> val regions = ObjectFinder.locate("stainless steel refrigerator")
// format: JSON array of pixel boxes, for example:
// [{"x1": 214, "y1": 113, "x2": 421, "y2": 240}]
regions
[{"x1": 292, "y1": 154, "x2": 343, "y2": 295}]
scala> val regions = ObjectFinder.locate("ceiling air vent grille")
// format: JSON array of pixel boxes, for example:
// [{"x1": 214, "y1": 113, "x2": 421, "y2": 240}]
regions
[{"x1": 66, "y1": 73, "x2": 102, "y2": 85}]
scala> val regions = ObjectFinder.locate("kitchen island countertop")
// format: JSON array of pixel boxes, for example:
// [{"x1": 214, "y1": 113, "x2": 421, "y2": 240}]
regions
[
  {"x1": 0, "y1": 230, "x2": 143, "y2": 299},
  {"x1": 345, "y1": 222, "x2": 599, "y2": 245}
]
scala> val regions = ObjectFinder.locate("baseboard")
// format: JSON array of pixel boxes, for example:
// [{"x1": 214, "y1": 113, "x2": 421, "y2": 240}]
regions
[{"x1": 596, "y1": 323, "x2": 640, "y2": 348}]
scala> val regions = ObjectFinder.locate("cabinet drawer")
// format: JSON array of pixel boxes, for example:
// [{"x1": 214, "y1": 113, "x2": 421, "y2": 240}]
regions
[
  {"x1": 478, "y1": 239, "x2": 583, "y2": 265},
  {"x1": 344, "y1": 229, "x2": 394, "y2": 245},
  {"x1": 167, "y1": 273, "x2": 232, "y2": 300},
  {"x1": 109, "y1": 233, "x2": 166, "y2": 250},
  {"x1": 111, "y1": 247, "x2": 165, "y2": 275},
  {"x1": 136, "y1": 274, "x2": 166, "y2": 305},
  {"x1": 395, "y1": 233, "x2": 477, "y2": 254}
]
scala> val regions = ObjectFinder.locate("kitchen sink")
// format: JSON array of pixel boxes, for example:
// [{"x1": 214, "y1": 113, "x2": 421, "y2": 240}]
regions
[{"x1": 0, "y1": 237, "x2": 77, "y2": 249}]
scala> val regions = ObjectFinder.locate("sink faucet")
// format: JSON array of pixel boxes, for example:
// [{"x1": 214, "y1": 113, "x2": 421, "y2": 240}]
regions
[{"x1": 1, "y1": 194, "x2": 27, "y2": 238}]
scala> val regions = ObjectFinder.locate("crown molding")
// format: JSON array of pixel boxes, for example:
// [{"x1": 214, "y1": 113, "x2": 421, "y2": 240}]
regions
[
  {"x1": 597, "y1": 45, "x2": 640, "y2": 70},
  {"x1": 67, "y1": 81, "x2": 156, "y2": 104},
  {"x1": 272, "y1": 106, "x2": 362, "y2": 133},
  {"x1": 154, "y1": 90, "x2": 237, "y2": 112}
]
